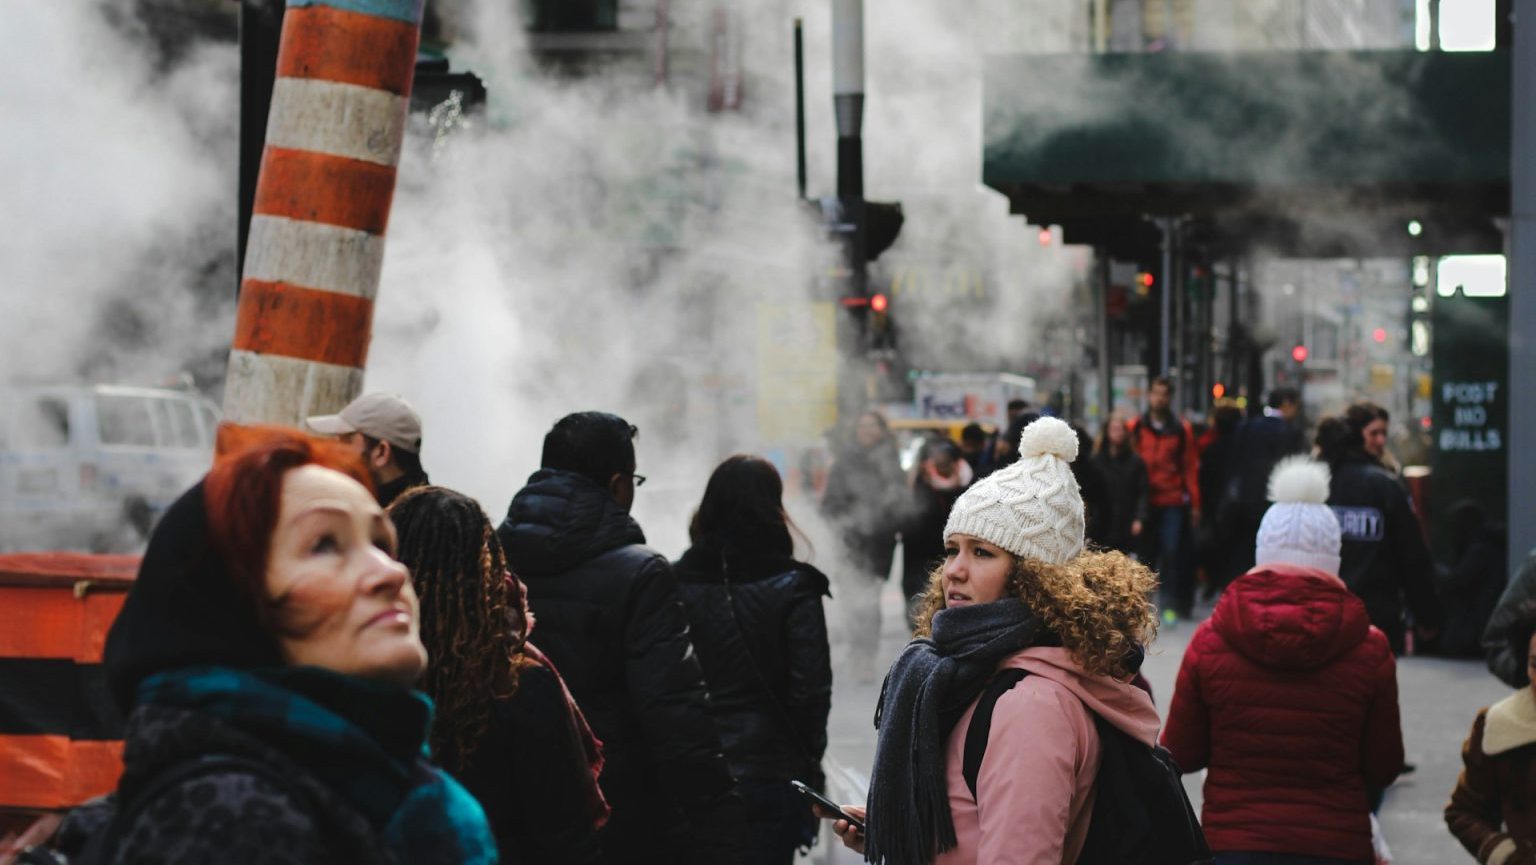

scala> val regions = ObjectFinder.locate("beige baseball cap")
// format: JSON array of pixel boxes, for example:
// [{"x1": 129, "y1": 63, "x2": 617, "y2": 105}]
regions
[{"x1": 306, "y1": 393, "x2": 422, "y2": 454}]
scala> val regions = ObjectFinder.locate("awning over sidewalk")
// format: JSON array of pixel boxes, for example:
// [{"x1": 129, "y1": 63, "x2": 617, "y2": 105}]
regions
[{"x1": 982, "y1": 49, "x2": 1510, "y2": 257}]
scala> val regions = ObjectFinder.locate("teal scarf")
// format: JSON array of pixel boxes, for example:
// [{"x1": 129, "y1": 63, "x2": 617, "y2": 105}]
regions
[{"x1": 138, "y1": 665, "x2": 497, "y2": 864}]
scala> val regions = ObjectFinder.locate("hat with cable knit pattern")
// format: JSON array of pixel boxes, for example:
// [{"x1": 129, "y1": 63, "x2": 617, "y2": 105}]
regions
[{"x1": 941, "y1": 416, "x2": 1085, "y2": 565}]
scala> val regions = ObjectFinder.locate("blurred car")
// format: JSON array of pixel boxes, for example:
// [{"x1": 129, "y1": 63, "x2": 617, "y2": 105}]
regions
[{"x1": 0, "y1": 385, "x2": 219, "y2": 552}]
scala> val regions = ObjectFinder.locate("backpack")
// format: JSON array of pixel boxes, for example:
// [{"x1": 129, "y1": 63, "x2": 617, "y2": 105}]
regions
[{"x1": 962, "y1": 669, "x2": 1211, "y2": 865}]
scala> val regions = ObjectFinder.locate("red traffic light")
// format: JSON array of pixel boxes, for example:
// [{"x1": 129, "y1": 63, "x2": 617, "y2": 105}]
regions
[
  {"x1": 1211, "y1": 382, "x2": 1226, "y2": 399},
  {"x1": 1038, "y1": 228, "x2": 1052, "y2": 246},
  {"x1": 1291, "y1": 344, "x2": 1309, "y2": 363},
  {"x1": 1372, "y1": 327, "x2": 1387, "y2": 343},
  {"x1": 871, "y1": 293, "x2": 889, "y2": 313},
  {"x1": 1138, "y1": 272, "x2": 1154, "y2": 287}
]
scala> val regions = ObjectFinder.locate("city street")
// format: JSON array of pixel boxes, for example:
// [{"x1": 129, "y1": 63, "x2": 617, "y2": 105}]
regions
[{"x1": 812, "y1": 577, "x2": 1510, "y2": 865}]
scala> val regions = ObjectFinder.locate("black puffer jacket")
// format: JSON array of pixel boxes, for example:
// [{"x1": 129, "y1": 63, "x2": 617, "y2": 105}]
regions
[
  {"x1": 497, "y1": 469, "x2": 746, "y2": 865},
  {"x1": 1091, "y1": 449, "x2": 1149, "y2": 554},
  {"x1": 672, "y1": 546, "x2": 832, "y2": 788},
  {"x1": 1328, "y1": 454, "x2": 1442, "y2": 653},
  {"x1": 54, "y1": 705, "x2": 390, "y2": 864},
  {"x1": 1483, "y1": 552, "x2": 1536, "y2": 686}
]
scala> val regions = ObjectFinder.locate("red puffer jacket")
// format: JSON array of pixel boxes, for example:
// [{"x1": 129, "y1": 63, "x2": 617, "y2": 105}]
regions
[{"x1": 1160, "y1": 564, "x2": 1404, "y2": 861}]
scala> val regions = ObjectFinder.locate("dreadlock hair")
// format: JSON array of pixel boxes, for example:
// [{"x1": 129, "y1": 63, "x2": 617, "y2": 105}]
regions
[{"x1": 388, "y1": 485, "x2": 522, "y2": 771}]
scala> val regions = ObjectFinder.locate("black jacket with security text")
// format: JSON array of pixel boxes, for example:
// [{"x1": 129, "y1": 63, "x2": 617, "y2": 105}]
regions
[
  {"x1": 497, "y1": 469, "x2": 746, "y2": 865},
  {"x1": 1328, "y1": 454, "x2": 1442, "y2": 653}
]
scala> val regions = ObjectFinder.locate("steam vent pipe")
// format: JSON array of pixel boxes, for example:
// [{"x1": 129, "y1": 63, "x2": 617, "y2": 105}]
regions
[
  {"x1": 223, "y1": 0, "x2": 424, "y2": 427},
  {"x1": 832, "y1": 0, "x2": 864, "y2": 200}
]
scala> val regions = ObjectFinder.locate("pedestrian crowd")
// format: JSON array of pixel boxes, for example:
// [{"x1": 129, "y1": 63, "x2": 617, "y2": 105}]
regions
[{"x1": 5, "y1": 382, "x2": 1534, "y2": 865}]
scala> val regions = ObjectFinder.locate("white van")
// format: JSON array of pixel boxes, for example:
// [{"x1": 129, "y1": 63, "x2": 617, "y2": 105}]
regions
[{"x1": 0, "y1": 385, "x2": 220, "y2": 552}]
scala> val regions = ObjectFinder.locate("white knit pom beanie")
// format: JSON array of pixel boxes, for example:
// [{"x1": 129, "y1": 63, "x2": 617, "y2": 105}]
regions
[
  {"x1": 1254, "y1": 456, "x2": 1342, "y2": 575},
  {"x1": 941, "y1": 416, "x2": 1085, "y2": 565}
]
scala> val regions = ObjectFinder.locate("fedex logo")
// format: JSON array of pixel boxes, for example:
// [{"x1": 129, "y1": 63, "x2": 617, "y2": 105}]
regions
[{"x1": 920, "y1": 394, "x2": 999, "y2": 420}]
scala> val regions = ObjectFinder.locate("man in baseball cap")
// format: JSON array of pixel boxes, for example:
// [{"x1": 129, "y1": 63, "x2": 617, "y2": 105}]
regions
[{"x1": 306, "y1": 393, "x2": 430, "y2": 506}]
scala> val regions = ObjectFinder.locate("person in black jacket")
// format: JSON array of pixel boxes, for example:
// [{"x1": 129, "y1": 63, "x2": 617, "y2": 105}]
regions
[
  {"x1": 1483, "y1": 552, "x2": 1536, "y2": 686},
  {"x1": 1090, "y1": 415, "x2": 1149, "y2": 556},
  {"x1": 497, "y1": 412, "x2": 746, "y2": 865},
  {"x1": 390, "y1": 486, "x2": 609, "y2": 864},
  {"x1": 819, "y1": 410, "x2": 904, "y2": 681},
  {"x1": 1435, "y1": 500, "x2": 1509, "y2": 658},
  {"x1": 1316, "y1": 416, "x2": 1443, "y2": 655},
  {"x1": 1222, "y1": 388, "x2": 1307, "y2": 581},
  {"x1": 673, "y1": 455, "x2": 833, "y2": 865}
]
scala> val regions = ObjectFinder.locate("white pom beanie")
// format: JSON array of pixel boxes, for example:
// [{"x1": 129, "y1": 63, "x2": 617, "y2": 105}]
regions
[
  {"x1": 941, "y1": 416, "x2": 1085, "y2": 565},
  {"x1": 1254, "y1": 456, "x2": 1342, "y2": 575}
]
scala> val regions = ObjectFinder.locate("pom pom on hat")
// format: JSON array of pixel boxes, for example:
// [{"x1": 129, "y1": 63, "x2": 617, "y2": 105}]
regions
[
  {"x1": 1018, "y1": 416, "x2": 1079, "y2": 462},
  {"x1": 1255, "y1": 456, "x2": 1341, "y2": 575},
  {"x1": 942, "y1": 417, "x2": 1085, "y2": 565}
]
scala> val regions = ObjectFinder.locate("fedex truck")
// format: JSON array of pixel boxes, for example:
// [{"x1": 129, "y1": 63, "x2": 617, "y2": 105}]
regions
[{"x1": 913, "y1": 373, "x2": 1037, "y2": 427}]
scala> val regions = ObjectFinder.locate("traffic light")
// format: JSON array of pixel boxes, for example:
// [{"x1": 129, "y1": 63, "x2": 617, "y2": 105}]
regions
[
  {"x1": 1136, "y1": 272, "x2": 1154, "y2": 296},
  {"x1": 863, "y1": 201, "x2": 904, "y2": 262},
  {"x1": 870, "y1": 292, "x2": 888, "y2": 313},
  {"x1": 1291, "y1": 344, "x2": 1309, "y2": 363},
  {"x1": 1211, "y1": 382, "x2": 1226, "y2": 400}
]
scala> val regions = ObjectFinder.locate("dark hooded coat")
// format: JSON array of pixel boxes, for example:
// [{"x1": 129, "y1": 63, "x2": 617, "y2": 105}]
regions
[{"x1": 497, "y1": 469, "x2": 746, "y2": 865}]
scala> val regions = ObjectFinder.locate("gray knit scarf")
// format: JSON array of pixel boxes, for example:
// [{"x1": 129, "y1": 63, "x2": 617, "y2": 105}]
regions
[{"x1": 864, "y1": 598, "x2": 1056, "y2": 864}]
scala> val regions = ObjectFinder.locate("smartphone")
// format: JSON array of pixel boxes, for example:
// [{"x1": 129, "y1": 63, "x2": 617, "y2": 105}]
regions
[{"x1": 791, "y1": 780, "x2": 865, "y2": 833}]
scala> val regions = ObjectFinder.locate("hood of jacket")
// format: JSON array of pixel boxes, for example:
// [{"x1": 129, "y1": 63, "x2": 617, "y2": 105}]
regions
[
  {"x1": 497, "y1": 469, "x2": 646, "y2": 577},
  {"x1": 1000, "y1": 646, "x2": 1161, "y2": 747},
  {"x1": 673, "y1": 543, "x2": 832, "y2": 595},
  {"x1": 1211, "y1": 564, "x2": 1371, "y2": 671}
]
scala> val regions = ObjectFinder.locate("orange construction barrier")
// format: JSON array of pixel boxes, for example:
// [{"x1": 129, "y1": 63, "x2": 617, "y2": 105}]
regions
[{"x1": 0, "y1": 554, "x2": 137, "y2": 815}]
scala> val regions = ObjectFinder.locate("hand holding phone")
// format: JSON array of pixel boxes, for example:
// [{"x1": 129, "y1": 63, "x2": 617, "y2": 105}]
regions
[{"x1": 791, "y1": 780, "x2": 865, "y2": 833}]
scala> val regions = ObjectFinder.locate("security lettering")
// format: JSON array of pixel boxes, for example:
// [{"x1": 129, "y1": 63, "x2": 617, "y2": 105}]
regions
[{"x1": 1332, "y1": 506, "x2": 1384, "y2": 542}]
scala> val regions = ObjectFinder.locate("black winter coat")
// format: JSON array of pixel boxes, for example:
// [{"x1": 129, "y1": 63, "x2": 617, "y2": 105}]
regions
[
  {"x1": 900, "y1": 477, "x2": 967, "y2": 598},
  {"x1": 1228, "y1": 415, "x2": 1307, "y2": 507},
  {"x1": 1090, "y1": 449, "x2": 1149, "y2": 554},
  {"x1": 1437, "y1": 524, "x2": 1510, "y2": 658},
  {"x1": 1328, "y1": 454, "x2": 1442, "y2": 653},
  {"x1": 673, "y1": 547, "x2": 832, "y2": 789},
  {"x1": 54, "y1": 705, "x2": 392, "y2": 864},
  {"x1": 497, "y1": 469, "x2": 746, "y2": 865}
]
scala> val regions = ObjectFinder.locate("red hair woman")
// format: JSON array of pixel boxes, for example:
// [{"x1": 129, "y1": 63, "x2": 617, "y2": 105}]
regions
[{"x1": 41, "y1": 428, "x2": 496, "y2": 863}]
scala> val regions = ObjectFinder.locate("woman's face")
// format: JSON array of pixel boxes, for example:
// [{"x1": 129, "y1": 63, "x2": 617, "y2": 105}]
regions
[
  {"x1": 1106, "y1": 420, "x2": 1127, "y2": 447},
  {"x1": 942, "y1": 534, "x2": 1015, "y2": 609},
  {"x1": 264, "y1": 465, "x2": 426, "y2": 687}
]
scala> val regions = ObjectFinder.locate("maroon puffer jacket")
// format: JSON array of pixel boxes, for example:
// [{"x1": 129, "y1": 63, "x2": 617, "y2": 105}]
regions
[{"x1": 1161, "y1": 564, "x2": 1404, "y2": 861}]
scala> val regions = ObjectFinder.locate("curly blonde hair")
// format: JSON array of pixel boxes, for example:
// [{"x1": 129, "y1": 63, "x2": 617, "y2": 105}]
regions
[{"x1": 912, "y1": 550, "x2": 1159, "y2": 679}]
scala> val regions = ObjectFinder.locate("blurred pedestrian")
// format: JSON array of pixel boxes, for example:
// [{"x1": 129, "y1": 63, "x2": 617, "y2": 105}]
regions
[
  {"x1": 1315, "y1": 416, "x2": 1442, "y2": 655},
  {"x1": 1129, "y1": 376, "x2": 1201, "y2": 624},
  {"x1": 903, "y1": 438, "x2": 973, "y2": 626},
  {"x1": 306, "y1": 392, "x2": 430, "y2": 507},
  {"x1": 1195, "y1": 400, "x2": 1245, "y2": 594},
  {"x1": 1436, "y1": 501, "x2": 1509, "y2": 659},
  {"x1": 1482, "y1": 553, "x2": 1536, "y2": 687},
  {"x1": 958, "y1": 422, "x2": 991, "y2": 478},
  {"x1": 826, "y1": 418, "x2": 1161, "y2": 864},
  {"x1": 391, "y1": 486, "x2": 609, "y2": 864},
  {"x1": 45, "y1": 428, "x2": 494, "y2": 863},
  {"x1": 990, "y1": 408, "x2": 1041, "y2": 471},
  {"x1": 1447, "y1": 609, "x2": 1536, "y2": 865},
  {"x1": 1092, "y1": 413, "x2": 1149, "y2": 556},
  {"x1": 1162, "y1": 456, "x2": 1403, "y2": 865},
  {"x1": 497, "y1": 411, "x2": 747, "y2": 865},
  {"x1": 1223, "y1": 387, "x2": 1308, "y2": 581},
  {"x1": 1071, "y1": 422, "x2": 1112, "y2": 551},
  {"x1": 1345, "y1": 402, "x2": 1398, "y2": 474},
  {"x1": 673, "y1": 456, "x2": 832, "y2": 865},
  {"x1": 819, "y1": 410, "x2": 904, "y2": 681}
]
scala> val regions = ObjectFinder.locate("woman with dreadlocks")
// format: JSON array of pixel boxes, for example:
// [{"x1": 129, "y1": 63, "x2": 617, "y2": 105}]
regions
[
  {"x1": 824, "y1": 417, "x2": 1162, "y2": 864},
  {"x1": 389, "y1": 486, "x2": 609, "y2": 864}
]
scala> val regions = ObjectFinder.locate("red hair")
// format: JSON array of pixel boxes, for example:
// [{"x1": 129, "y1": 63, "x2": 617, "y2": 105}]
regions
[{"x1": 204, "y1": 424, "x2": 374, "y2": 614}]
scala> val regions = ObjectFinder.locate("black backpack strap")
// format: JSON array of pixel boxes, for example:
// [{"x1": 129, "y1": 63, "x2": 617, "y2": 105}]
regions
[
  {"x1": 961, "y1": 668, "x2": 1029, "y2": 800},
  {"x1": 78, "y1": 754, "x2": 310, "y2": 865}
]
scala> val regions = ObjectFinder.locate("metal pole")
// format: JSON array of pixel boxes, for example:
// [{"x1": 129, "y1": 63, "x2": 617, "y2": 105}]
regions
[
  {"x1": 832, "y1": 0, "x2": 864, "y2": 202},
  {"x1": 224, "y1": 0, "x2": 425, "y2": 428},
  {"x1": 1173, "y1": 228, "x2": 1186, "y2": 415},
  {"x1": 1156, "y1": 217, "x2": 1173, "y2": 378},
  {"x1": 1098, "y1": 251, "x2": 1113, "y2": 423},
  {"x1": 1092, "y1": 0, "x2": 1109, "y2": 53},
  {"x1": 794, "y1": 18, "x2": 807, "y2": 200},
  {"x1": 1508, "y1": 0, "x2": 1536, "y2": 572},
  {"x1": 1428, "y1": 0, "x2": 1442, "y2": 50}
]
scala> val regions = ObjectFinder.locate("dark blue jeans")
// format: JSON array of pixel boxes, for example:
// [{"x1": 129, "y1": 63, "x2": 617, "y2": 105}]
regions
[
  {"x1": 1147, "y1": 505, "x2": 1194, "y2": 617},
  {"x1": 737, "y1": 779, "x2": 817, "y2": 865},
  {"x1": 1215, "y1": 854, "x2": 1369, "y2": 865}
]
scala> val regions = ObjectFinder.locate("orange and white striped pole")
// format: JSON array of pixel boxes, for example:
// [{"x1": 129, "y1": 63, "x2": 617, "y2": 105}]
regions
[{"x1": 223, "y1": 0, "x2": 423, "y2": 427}]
